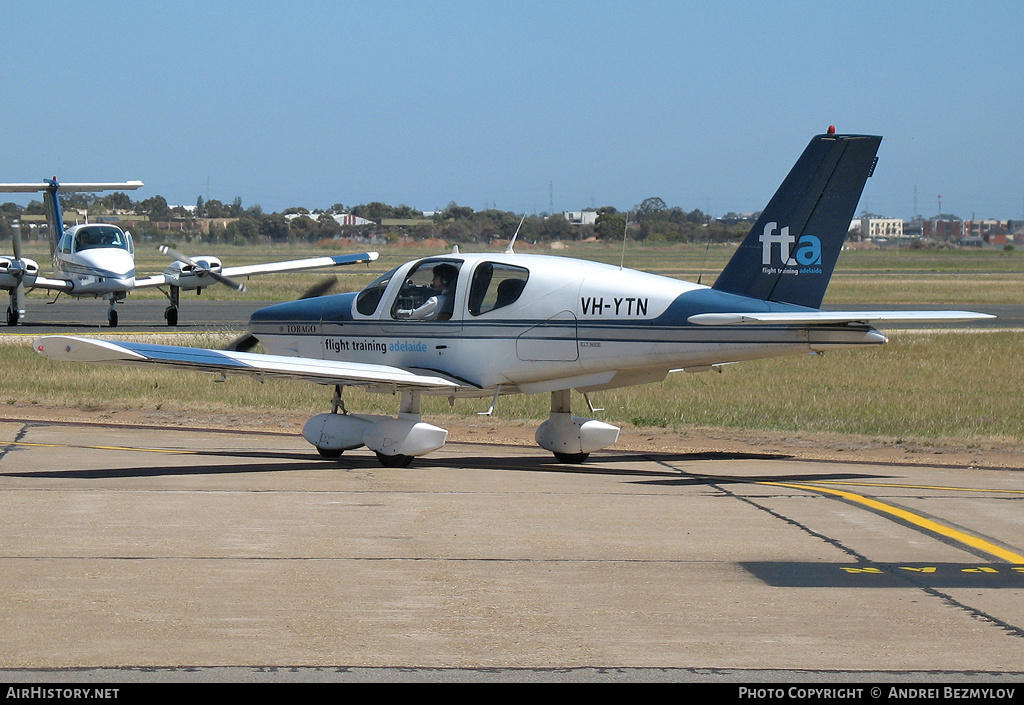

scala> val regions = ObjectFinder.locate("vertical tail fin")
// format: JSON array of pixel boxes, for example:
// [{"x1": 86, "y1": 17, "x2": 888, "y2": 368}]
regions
[
  {"x1": 0, "y1": 180, "x2": 144, "y2": 259},
  {"x1": 42, "y1": 180, "x2": 65, "y2": 258},
  {"x1": 713, "y1": 132, "x2": 881, "y2": 308}
]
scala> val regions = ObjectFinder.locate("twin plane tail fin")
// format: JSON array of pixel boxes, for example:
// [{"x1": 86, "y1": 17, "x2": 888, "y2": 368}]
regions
[
  {"x1": 713, "y1": 132, "x2": 882, "y2": 309},
  {"x1": 42, "y1": 181, "x2": 63, "y2": 258},
  {"x1": 0, "y1": 180, "x2": 143, "y2": 259}
]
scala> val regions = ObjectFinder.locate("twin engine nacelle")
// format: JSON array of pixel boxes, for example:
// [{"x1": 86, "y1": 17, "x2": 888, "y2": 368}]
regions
[
  {"x1": 0, "y1": 256, "x2": 40, "y2": 288},
  {"x1": 302, "y1": 412, "x2": 448, "y2": 458},
  {"x1": 162, "y1": 256, "x2": 224, "y2": 289}
]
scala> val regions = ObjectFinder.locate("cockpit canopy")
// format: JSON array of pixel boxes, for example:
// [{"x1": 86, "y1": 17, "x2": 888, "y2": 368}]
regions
[
  {"x1": 354, "y1": 256, "x2": 530, "y2": 320},
  {"x1": 60, "y1": 225, "x2": 134, "y2": 255}
]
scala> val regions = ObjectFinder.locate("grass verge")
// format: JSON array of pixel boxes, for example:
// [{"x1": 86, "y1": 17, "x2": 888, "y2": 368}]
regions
[{"x1": 2, "y1": 330, "x2": 1020, "y2": 448}]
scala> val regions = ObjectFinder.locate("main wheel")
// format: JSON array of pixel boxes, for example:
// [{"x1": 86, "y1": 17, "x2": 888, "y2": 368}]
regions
[
  {"x1": 375, "y1": 451, "x2": 413, "y2": 468},
  {"x1": 553, "y1": 451, "x2": 589, "y2": 464},
  {"x1": 165, "y1": 306, "x2": 178, "y2": 326},
  {"x1": 6, "y1": 307, "x2": 18, "y2": 326},
  {"x1": 316, "y1": 447, "x2": 343, "y2": 459}
]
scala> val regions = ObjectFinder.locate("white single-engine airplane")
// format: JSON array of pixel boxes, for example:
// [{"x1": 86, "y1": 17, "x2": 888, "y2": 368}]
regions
[
  {"x1": 0, "y1": 178, "x2": 377, "y2": 326},
  {"x1": 34, "y1": 130, "x2": 993, "y2": 466}
]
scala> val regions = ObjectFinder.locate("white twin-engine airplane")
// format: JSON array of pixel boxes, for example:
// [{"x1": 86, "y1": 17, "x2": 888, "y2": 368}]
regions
[
  {"x1": 34, "y1": 131, "x2": 993, "y2": 466},
  {"x1": 0, "y1": 178, "x2": 377, "y2": 327}
]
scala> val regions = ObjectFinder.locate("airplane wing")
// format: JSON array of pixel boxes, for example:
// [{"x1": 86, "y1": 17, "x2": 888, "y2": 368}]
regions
[
  {"x1": 221, "y1": 252, "x2": 378, "y2": 278},
  {"x1": 33, "y1": 335, "x2": 463, "y2": 392},
  {"x1": 132, "y1": 251, "x2": 379, "y2": 289},
  {"x1": 27, "y1": 276, "x2": 75, "y2": 293},
  {"x1": 687, "y1": 311, "x2": 995, "y2": 326}
]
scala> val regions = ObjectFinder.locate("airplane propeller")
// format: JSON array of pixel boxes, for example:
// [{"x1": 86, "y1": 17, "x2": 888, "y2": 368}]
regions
[
  {"x1": 159, "y1": 245, "x2": 247, "y2": 292},
  {"x1": 6, "y1": 220, "x2": 26, "y2": 325},
  {"x1": 224, "y1": 275, "x2": 341, "y2": 353},
  {"x1": 296, "y1": 275, "x2": 340, "y2": 300}
]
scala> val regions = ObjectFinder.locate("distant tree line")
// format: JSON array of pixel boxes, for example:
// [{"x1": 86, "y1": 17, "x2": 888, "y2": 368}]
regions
[{"x1": 0, "y1": 191, "x2": 755, "y2": 246}]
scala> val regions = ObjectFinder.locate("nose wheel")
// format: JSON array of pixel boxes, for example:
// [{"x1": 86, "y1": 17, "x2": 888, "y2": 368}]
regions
[
  {"x1": 164, "y1": 285, "x2": 180, "y2": 327},
  {"x1": 105, "y1": 294, "x2": 125, "y2": 327},
  {"x1": 6, "y1": 289, "x2": 22, "y2": 326}
]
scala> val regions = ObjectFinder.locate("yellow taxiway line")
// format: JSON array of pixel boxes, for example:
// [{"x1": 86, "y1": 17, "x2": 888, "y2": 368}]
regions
[{"x1": 763, "y1": 480, "x2": 1024, "y2": 564}]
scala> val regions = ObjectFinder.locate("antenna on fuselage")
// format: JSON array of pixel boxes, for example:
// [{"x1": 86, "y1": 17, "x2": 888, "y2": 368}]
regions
[
  {"x1": 505, "y1": 213, "x2": 527, "y2": 254},
  {"x1": 696, "y1": 236, "x2": 712, "y2": 285},
  {"x1": 619, "y1": 210, "x2": 631, "y2": 270}
]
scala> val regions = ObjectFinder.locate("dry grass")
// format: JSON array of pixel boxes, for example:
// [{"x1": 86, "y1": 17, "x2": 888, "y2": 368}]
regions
[
  {"x1": 6, "y1": 241, "x2": 1019, "y2": 445},
  {"x1": 15, "y1": 240, "x2": 1024, "y2": 304},
  {"x1": 3, "y1": 331, "x2": 1020, "y2": 445}
]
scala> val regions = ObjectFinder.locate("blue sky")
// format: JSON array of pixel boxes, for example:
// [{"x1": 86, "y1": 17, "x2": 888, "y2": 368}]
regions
[{"x1": 3, "y1": 0, "x2": 1021, "y2": 219}]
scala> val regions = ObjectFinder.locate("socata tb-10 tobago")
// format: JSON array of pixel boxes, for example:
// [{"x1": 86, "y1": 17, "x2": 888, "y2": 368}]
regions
[{"x1": 34, "y1": 129, "x2": 992, "y2": 467}]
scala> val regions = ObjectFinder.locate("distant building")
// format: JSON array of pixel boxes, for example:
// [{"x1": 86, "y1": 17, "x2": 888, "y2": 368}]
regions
[
  {"x1": 563, "y1": 210, "x2": 598, "y2": 226},
  {"x1": 922, "y1": 219, "x2": 965, "y2": 240},
  {"x1": 860, "y1": 216, "x2": 904, "y2": 240},
  {"x1": 284, "y1": 212, "x2": 375, "y2": 226},
  {"x1": 963, "y1": 219, "x2": 1013, "y2": 246},
  {"x1": 331, "y1": 213, "x2": 375, "y2": 226}
]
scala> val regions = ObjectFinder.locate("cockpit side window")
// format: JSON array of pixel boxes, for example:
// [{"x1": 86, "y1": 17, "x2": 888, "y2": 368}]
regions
[
  {"x1": 391, "y1": 259, "x2": 462, "y2": 321},
  {"x1": 468, "y1": 262, "x2": 529, "y2": 316},
  {"x1": 355, "y1": 266, "x2": 399, "y2": 316}
]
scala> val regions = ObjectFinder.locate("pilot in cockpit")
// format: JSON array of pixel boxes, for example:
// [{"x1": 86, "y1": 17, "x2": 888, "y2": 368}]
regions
[{"x1": 396, "y1": 263, "x2": 458, "y2": 321}]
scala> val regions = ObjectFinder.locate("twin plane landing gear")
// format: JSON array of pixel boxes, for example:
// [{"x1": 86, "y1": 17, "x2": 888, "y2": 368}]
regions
[
  {"x1": 105, "y1": 294, "x2": 124, "y2": 327},
  {"x1": 164, "y1": 285, "x2": 179, "y2": 327},
  {"x1": 7, "y1": 289, "x2": 23, "y2": 326}
]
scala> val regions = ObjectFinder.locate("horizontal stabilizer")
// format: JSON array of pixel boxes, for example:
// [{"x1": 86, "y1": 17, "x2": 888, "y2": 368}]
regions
[
  {"x1": 0, "y1": 181, "x2": 143, "y2": 193},
  {"x1": 33, "y1": 336, "x2": 462, "y2": 392},
  {"x1": 688, "y1": 311, "x2": 995, "y2": 326}
]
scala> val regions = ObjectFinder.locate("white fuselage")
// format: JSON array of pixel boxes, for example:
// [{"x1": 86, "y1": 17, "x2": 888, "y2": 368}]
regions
[
  {"x1": 53, "y1": 224, "x2": 136, "y2": 297},
  {"x1": 250, "y1": 252, "x2": 886, "y2": 398}
]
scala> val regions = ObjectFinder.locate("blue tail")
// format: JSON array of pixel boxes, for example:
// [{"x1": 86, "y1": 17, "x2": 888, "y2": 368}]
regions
[
  {"x1": 713, "y1": 132, "x2": 881, "y2": 309},
  {"x1": 42, "y1": 179, "x2": 66, "y2": 258}
]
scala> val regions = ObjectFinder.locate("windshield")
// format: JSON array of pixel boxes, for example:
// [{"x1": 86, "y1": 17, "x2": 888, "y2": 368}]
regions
[
  {"x1": 355, "y1": 266, "x2": 399, "y2": 316},
  {"x1": 72, "y1": 225, "x2": 130, "y2": 253}
]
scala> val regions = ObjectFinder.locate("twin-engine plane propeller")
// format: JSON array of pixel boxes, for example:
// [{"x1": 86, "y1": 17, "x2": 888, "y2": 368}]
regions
[
  {"x1": 33, "y1": 131, "x2": 993, "y2": 466},
  {"x1": 0, "y1": 179, "x2": 377, "y2": 327}
]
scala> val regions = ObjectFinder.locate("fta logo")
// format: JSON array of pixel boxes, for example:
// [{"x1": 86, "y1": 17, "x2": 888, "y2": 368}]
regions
[{"x1": 758, "y1": 222, "x2": 822, "y2": 267}]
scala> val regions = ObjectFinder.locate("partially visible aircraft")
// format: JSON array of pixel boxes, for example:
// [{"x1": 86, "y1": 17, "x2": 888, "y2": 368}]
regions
[
  {"x1": 0, "y1": 179, "x2": 377, "y2": 326},
  {"x1": 34, "y1": 130, "x2": 993, "y2": 466}
]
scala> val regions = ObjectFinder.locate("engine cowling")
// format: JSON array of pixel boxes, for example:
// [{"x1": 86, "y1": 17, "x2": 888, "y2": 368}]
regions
[
  {"x1": 0, "y1": 256, "x2": 40, "y2": 289},
  {"x1": 162, "y1": 255, "x2": 224, "y2": 290}
]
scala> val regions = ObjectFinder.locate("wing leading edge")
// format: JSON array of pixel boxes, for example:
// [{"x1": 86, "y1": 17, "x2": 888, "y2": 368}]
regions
[{"x1": 33, "y1": 336, "x2": 462, "y2": 392}]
